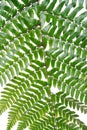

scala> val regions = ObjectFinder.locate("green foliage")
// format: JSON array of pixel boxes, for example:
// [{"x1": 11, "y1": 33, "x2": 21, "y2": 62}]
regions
[{"x1": 0, "y1": 0, "x2": 87, "y2": 129}]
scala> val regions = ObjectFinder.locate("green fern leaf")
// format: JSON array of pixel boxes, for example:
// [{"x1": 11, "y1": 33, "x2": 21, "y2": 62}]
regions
[{"x1": 0, "y1": 0, "x2": 87, "y2": 130}]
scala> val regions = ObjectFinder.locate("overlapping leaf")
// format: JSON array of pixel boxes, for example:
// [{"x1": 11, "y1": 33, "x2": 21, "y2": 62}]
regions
[{"x1": 0, "y1": 0, "x2": 87, "y2": 130}]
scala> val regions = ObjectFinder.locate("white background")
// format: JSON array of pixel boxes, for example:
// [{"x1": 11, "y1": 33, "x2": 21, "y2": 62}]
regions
[{"x1": 0, "y1": 0, "x2": 87, "y2": 129}]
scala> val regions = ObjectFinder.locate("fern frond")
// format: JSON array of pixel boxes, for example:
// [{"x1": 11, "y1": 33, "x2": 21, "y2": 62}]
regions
[{"x1": 0, "y1": 0, "x2": 87, "y2": 130}]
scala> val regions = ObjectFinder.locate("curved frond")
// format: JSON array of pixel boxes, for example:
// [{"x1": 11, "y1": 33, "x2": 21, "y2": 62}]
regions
[{"x1": 0, "y1": 0, "x2": 87, "y2": 130}]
